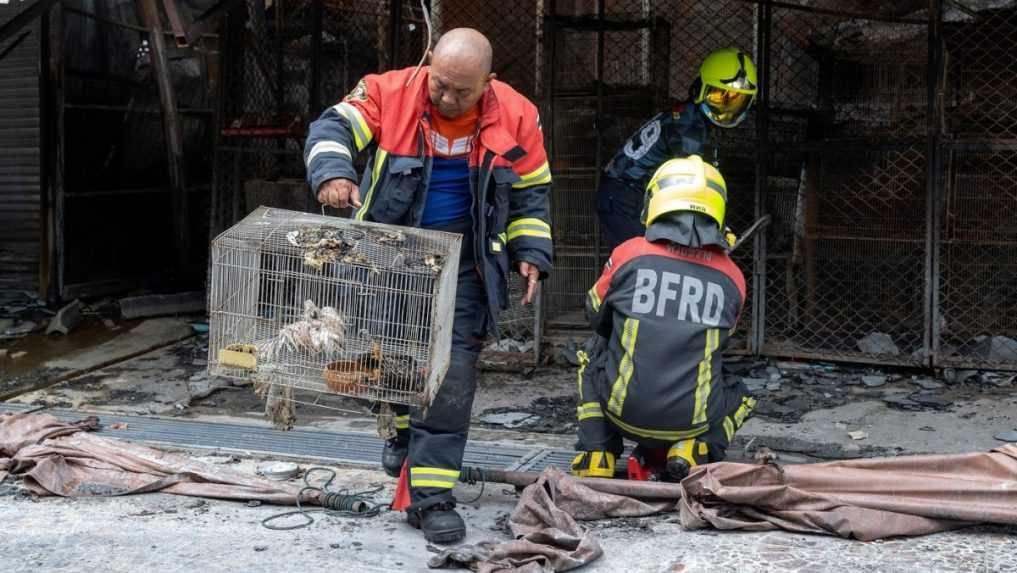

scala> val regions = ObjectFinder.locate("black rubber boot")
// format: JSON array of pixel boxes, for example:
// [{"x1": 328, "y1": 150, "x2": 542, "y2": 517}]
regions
[
  {"x1": 665, "y1": 456, "x2": 692, "y2": 482},
  {"x1": 382, "y1": 438, "x2": 408, "y2": 478},
  {"x1": 406, "y1": 498, "x2": 466, "y2": 544}
]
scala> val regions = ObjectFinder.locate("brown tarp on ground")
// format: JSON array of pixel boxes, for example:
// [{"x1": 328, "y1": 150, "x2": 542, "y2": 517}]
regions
[
  {"x1": 679, "y1": 445, "x2": 1017, "y2": 541},
  {"x1": 0, "y1": 412, "x2": 306, "y2": 504},
  {"x1": 428, "y1": 467, "x2": 673, "y2": 573},
  {"x1": 430, "y1": 446, "x2": 1017, "y2": 572}
]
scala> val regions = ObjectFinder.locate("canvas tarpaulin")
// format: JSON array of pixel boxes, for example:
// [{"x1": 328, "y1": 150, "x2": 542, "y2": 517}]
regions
[
  {"x1": 678, "y1": 445, "x2": 1017, "y2": 540},
  {"x1": 430, "y1": 447, "x2": 1017, "y2": 571},
  {"x1": 0, "y1": 411, "x2": 306, "y2": 504}
]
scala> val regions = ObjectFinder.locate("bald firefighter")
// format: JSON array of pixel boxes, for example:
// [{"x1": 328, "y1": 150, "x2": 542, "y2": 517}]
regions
[
  {"x1": 304, "y1": 29, "x2": 552, "y2": 543},
  {"x1": 598, "y1": 47, "x2": 757, "y2": 252},
  {"x1": 572, "y1": 155, "x2": 755, "y2": 481}
]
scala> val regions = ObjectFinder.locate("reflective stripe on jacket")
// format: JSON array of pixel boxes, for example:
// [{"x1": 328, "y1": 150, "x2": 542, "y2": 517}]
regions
[
  {"x1": 585, "y1": 237, "x2": 746, "y2": 433},
  {"x1": 304, "y1": 66, "x2": 553, "y2": 321}
]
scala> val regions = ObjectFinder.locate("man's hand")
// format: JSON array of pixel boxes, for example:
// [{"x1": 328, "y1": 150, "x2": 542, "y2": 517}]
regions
[
  {"x1": 517, "y1": 261, "x2": 540, "y2": 305},
  {"x1": 317, "y1": 178, "x2": 362, "y2": 209}
]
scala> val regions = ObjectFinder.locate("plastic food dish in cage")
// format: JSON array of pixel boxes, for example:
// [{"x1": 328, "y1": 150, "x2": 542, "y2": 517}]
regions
[
  {"x1": 323, "y1": 360, "x2": 371, "y2": 394},
  {"x1": 219, "y1": 343, "x2": 257, "y2": 370}
]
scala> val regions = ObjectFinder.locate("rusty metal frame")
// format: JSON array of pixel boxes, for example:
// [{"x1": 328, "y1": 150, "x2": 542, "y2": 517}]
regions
[
  {"x1": 751, "y1": 0, "x2": 772, "y2": 355},
  {"x1": 925, "y1": 0, "x2": 943, "y2": 368}
]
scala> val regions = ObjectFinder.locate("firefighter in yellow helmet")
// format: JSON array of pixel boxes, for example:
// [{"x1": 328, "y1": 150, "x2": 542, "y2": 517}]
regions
[
  {"x1": 597, "y1": 47, "x2": 757, "y2": 252},
  {"x1": 572, "y1": 155, "x2": 756, "y2": 481}
]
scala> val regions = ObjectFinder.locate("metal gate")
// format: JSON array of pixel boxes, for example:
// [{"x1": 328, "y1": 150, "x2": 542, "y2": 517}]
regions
[{"x1": 0, "y1": 1, "x2": 43, "y2": 294}]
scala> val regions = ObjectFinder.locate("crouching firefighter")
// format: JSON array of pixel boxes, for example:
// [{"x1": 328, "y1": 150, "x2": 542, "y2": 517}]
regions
[{"x1": 572, "y1": 155, "x2": 756, "y2": 481}]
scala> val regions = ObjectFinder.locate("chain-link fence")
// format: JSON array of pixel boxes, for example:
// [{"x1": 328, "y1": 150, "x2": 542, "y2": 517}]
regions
[
  {"x1": 211, "y1": 0, "x2": 1017, "y2": 371},
  {"x1": 935, "y1": 5, "x2": 1017, "y2": 368},
  {"x1": 761, "y1": 3, "x2": 931, "y2": 365}
]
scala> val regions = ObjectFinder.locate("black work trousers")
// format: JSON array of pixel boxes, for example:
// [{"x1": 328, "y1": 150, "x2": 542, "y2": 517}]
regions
[
  {"x1": 391, "y1": 217, "x2": 488, "y2": 503},
  {"x1": 575, "y1": 338, "x2": 755, "y2": 463},
  {"x1": 596, "y1": 176, "x2": 645, "y2": 253}
]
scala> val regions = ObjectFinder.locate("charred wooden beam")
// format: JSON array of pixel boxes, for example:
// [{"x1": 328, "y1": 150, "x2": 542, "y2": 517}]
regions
[
  {"x1": 183, "y1": 0, "x2": 245, "y2": 45},
  {"x1": 161, "y1": 0, "x2": 189, "y2": 47},
  {"x1": 137, "y1": 0, "x2": 190, "y2": 276}
]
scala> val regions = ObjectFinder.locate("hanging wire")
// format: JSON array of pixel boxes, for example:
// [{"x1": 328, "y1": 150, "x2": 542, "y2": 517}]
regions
[
  {"x1": 405, "y1": 0, "x2": 433, "y2": 87},
  {"x1": 261, "y1": 467, "x2": 388, "y2": 530}
]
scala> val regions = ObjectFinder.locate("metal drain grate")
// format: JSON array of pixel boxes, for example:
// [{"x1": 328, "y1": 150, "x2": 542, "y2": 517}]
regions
[{"x1": 0, "y1": 403, "x2": 572, "y2": 471}]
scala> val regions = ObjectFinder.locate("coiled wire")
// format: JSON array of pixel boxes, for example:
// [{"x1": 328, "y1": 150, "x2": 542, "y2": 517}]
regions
[{"x1": 261, "y1": 467, "x2": 386, "y2": 530}]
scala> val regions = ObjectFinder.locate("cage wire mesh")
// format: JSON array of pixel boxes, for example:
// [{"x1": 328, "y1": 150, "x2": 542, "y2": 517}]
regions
[
  {"x1": 760, "y1": 3, "x2": 931, "y2": 365},
  {"x1": 212, "y1": 0, "x2": 391, "y2": 238},
  {"x1": 208, "y1": 0, "x2": 1017, "y2": 370},
  {"x1": 936, "y1": 5, "x2": 1017, "y2": 368},
  {"x1": 208, "y1": 207, "x2": 462, "y2": 407}
]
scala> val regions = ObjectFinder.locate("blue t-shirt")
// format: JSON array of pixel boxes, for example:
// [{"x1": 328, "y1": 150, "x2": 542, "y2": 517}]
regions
[{"x1": 421, "y1": 156, "x2": 471, "y2": 227}]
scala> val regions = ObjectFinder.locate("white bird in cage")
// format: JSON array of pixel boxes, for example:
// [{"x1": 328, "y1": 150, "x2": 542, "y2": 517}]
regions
[{"x1": 262, "y1": 300, "x2": 347, "y2": 363}]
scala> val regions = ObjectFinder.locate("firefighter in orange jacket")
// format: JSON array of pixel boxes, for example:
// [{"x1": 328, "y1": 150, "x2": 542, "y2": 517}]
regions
[
  {"x1": 304, "y1": 29, "x2": 552, "y2": 544},
  {"x1": 572, "y1": 156, "x2": 755, "y2": 481}
]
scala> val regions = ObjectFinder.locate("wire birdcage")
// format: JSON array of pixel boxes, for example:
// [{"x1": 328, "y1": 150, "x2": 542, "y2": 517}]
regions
[{"x1": 207, "y1": 207, "x2": 461, "y2": 408}]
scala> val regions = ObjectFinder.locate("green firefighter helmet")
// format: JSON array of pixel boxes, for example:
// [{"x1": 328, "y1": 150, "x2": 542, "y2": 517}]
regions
[
  {"x1": 645, "y1": 155, "x2": 727, "y2": 229},
  {"x1": 694, "y1": 47, "x2": 758, "y2": 128}
]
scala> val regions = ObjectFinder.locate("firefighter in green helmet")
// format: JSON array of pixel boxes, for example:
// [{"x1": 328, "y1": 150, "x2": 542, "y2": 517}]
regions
[{"x1": 597, "y1": 47, "x2": 758, "y2": 252}]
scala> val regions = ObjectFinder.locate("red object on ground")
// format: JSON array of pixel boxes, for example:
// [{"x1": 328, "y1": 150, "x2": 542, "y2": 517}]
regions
[
  {"x1": 627, "y1": 448, "x2": 668, "y2": 481},
  {"x1": 392, "y1": 460, "x2": 411, "y2": 511}
]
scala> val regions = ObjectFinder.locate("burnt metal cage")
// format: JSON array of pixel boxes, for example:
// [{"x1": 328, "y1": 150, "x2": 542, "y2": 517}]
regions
[{"x1": 207, "y1": 207, "x2": 461, "y2": 407}]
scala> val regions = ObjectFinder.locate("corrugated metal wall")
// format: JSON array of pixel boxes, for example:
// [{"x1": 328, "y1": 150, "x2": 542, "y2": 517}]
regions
[{"x1": 0, "y1": 2, "x2": 42, "y2": 294}]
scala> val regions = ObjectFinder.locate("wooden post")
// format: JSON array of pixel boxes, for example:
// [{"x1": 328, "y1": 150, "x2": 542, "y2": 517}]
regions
[{"x1": 137, "y1": 0, "x2": 189, "y2": 275}]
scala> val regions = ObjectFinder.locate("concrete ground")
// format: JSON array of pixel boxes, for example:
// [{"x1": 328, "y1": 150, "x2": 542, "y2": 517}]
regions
[
  {"x1": 3, "y1": 328, "x2": 1017, "y2": 572},
  {"x1": 2, "y1": 454, "x2": 1015, "y2": 573}
]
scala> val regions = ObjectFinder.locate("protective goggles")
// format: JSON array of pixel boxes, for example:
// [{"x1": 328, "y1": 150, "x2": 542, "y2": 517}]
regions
[{"x1": 701, "y1": 86, "x2": 753, "y2": 128}]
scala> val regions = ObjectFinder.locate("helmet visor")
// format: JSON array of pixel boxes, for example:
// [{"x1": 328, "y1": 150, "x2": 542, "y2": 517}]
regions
[{"x1": 702, "y1": 87, "x2": 753, "y2": 127}]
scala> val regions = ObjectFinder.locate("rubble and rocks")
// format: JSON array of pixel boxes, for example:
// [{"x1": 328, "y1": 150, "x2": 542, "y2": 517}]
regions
[
  {"x1": 119, "y1": 292, "x2": 205, "y2": 319},
  {"x1": 46, "y1": 299, "x2": 83, "y2": 336},
  {"x1": 981, "y1": 372, "x2": 1015, "y2": 387},
  {"x1": 483, "y1": 338, "x2": 535, "y2": 354},
  {"x1": 969, "y1": 335, "x2": 1017, "y2": 363},
  {"x1": 943, "y1": 368, "x2": 979, "y2": 384},
  {"x1": 257, "y1": 462, "x2": 301, "y2": 481},
  {"x1": 478, "y1": 395, "x2": 577, "y2": 433},
  {"x1": 995, "y1": 430, "x2": 1017, "y2": 443},
  {"x1": 2, "y1": 320, "x2": 37, "y2": 339},
  {"x1": 479, "y1": 412, "x2": 539, "y2": 428},
  {"x1": 861, "y1": 375, "x2": 888, "y2": 388},
  {"x1": 557, "y1": 340, "x2": 581, "y2": 367},
  {"x1": 742, "y1": 377, "x2": 768, "y2": 392},
  {"x1": 882, "y1": 396, "x2": 924, "y2": 411},
  {"x1": 848, "y1": 431, "x2": 869, "y2": 441},
  {"x1": 857, "y1": 332, "x2": 900, "y2": 356},
  {"x1": 912, "y1": 378, "x2": 944, "y2": 391},
  {"x1": 911, "y1": 394, "x2": 953, "y2": 410},
  {"x1": 719, "y1": 356, "x2": 1015, "y2": 424}
]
